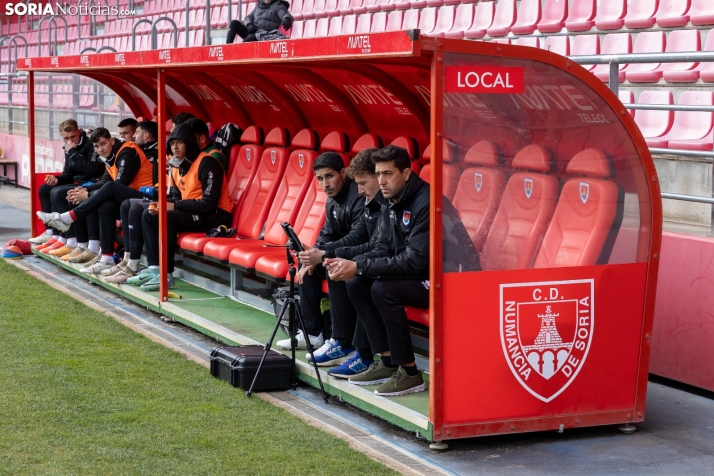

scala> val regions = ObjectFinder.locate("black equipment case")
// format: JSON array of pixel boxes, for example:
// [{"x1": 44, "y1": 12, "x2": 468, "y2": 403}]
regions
[{"x1": 210, "y1": 345, "x2": 293, "y2": 392}]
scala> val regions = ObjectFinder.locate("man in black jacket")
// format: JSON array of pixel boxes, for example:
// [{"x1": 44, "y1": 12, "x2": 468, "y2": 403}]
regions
[
  {"x1": 276, "y1": 152, "x2": 364, "y2": 358},
  {"x1": 226, "y1": 0, "x2": 293, "y2": 43},
  {"x1": 31, "y1": 119, "x2": 103, "y2": 249}
]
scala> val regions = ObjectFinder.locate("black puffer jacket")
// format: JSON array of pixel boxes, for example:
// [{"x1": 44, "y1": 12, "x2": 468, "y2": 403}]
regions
[
  {"x1": 244, "y1": 0, "x2": 292, "y2": 33},
  {"x1": 315, "y1": 178, "x2": 365, "y2": 249},
  {"x1": 57, "y1": 129, "x2": 104, "y2": 185},
  {"x1": 329, "y1": 192, "x2": 385, "y2": 260}
]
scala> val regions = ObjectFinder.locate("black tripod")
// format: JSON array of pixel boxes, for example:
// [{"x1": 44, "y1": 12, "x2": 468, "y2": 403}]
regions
[{"x1": 247, "y1": 243, "x2": 329, "y2": 402}]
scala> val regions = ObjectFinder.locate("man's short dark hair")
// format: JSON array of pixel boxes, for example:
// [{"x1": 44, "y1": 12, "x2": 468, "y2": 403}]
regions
[
  {"x1": 172, "y1": 112, "x2": 195, "y2": 126},
  {"x1": 372, "y1": 145, "x2": 411, "y2": 172},
  {"x1": 118, "y1": 118, "x2": 138, "y2": 128},
  {"x1": 313, "y1": 151, "x2": 345, "y2": 173},
  {"x1": 186, "y1": 117, "x2": 210, "y2": 138},
  {"x1": 136, "y1": 120, "x2": 158, "y2": 141},
  {"x1": 348, "y1": 147, "x2": 377, "y2": 178},
  {"x1": 89, "y1": 127, "x2": 112, "y2": 143}
]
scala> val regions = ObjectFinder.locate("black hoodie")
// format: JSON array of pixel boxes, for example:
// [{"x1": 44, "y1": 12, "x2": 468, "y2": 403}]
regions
[
  {"x1": 57, "y1": 129, "x2": 105, "y2": 185},
  {"x1": 327, "y1": 191, "x2": 385, "y2": 260},
  {"x1": 315, "y1": 178, "x2": 365, "y2": 249}
]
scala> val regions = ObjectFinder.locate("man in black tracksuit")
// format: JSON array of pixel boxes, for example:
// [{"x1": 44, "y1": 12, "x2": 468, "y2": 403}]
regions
[
  {"x1": 31, "y1": 119, "x2": 103, "y2": 247},
  {"x1": 226, "y1": 0, "x2": 293, "y2": 43},
  {"x1": 276, "y1": 152, "x2": 364, "y2": 356}
]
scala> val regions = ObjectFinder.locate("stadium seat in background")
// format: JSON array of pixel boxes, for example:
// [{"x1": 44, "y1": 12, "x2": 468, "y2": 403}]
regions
[
  {"x1": 393, "y1": 0, "x2": 412, "y2": 10},
  {"x1": 691, "y1": 0, "x2": 714, "y2": 26},
  {"x1": 667, "y1": 29, "x2": 714, "y2": 83},
  {"x1": 619, "y1": 91, "x2": 635, "y2": 118},
  {"x1": 324, "y1": 0, "x2": 340, "y2": 16},
  {"x1": 464, "y1": 0, "x2": 495, "y2": 39},
  {"x1": 571, "y1": 35, "x2": 599, "y2": 71},
  {"x1": 537, "y1": 0, "x2": 568, "y2": 33},
  {"x1": 319, "y1": 131, "x2": 351, "y2": 165},
  {"x1": 419, "y1": 7, "x2": 439, "y2": 35},
  {"x1": 646, "y1": 91, "x2": 714, "y2": 151},
  {"x1": 444, "y1": 4, "x2": 475, "y2": 39},
  {"x1": 594, "y1": 0, "x2": 626, "y2": 30},
  {"x1": 565, "y1": 0, "x2": 596, "y2": 32},
  {"x1": 624, "y1": 0, "x2": 658, "y2": 29},
  {"x1": 544, "y1": 35, "x2": 569, "y2": 56},
  {"x1": 511, "y1": 0, "x2": 541, "y2": 35},
  {"x1": 481, "y1": 144, "x2": 558, "y2": 271},
  {"x1": 315, "y1": 17, "x2": 329, "y2": 36},
  {"x1": 370, "y1": 11, "x2": 388, "y2": 32},
  {"x1": 624, "y1": 31, "x2": 667, "y2": 83},
  {"x1": 356, "y1": 12, "x2": 372, "y2": 32},
  {"x1": 302, "y1": 18, "x2": 317, "y2": 38},
  {"x1": 301, "y1": 0, "x2": 316, "y2": 19},
  {"x1": 391, "y1": 136, "x2": 419, "y2": 167},
  {"x1": 328, "y1": 16, "x2": 342, "y2": 35},
  {"x1": 516, "y1": 37, "x2": 541, "y2": 48},
  {"x1": 291, "y1": 20, "x2": 305, "y2": 38},
  {"x1": 418, "y1": 139, "x2": 461, "y2": 201},
  {"x1": 429, "y1": 5, "x2": 456, "y2": 37},
  {"x1": 634, "y1": 91, "x2": 675, "y2": 140},
  {"x1": 451, "y1": 140, "x2": 506, "y2": 254},
  {"x1": 386, "y1": 10, "x2": 404, "y2": 31},
  {"x1": 486, "y1": 0, "x2": 517, "y2": 37},
  {"x1": 410, "y1": 0, "x2": 428, "y2": 11},
  {"x1": 367, "y1": 0, "x2": 390, "y2": 13},
  {"x1": 341, "y1": 14, "x2": 357, "y2": 34},
  {"x1": 630, "y1": 30, "x2": 700, "y2": 83},
  {"x1": 352, "y1": 133, "x2": 383, "y2": 155},
  {"x1": 314, "y1": 0, "x2": 329, "y2": 18},
  {"x1": 593, "y1": 33, "x2": 632, "y2": 82},
  {"x1": 655, "y1": 0, "x2": 691, "y2": 28},
  {"x1": 402, "y1": 9, "x2": 420, "y2": 30},
  {"x1": 491, "y1": 38, "x2": 512, "y2": 45},
  {"x1": 292, "y1": 0, "x2": 305, "y2": 20},
  {"x1": 355, "y1": 0, "x2": 374, "y2": 14},
  {"x1": 337, "y1": 0, "x2": 356, "y2": 15},
  {"x1": 533, "y1": 148, "x2": 623, "y2": 268}
]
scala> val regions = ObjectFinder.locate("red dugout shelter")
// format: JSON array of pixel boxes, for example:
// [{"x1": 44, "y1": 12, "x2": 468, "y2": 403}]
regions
[{"x1": 19, "y1": 30, "x2": 662, "y2": 442}]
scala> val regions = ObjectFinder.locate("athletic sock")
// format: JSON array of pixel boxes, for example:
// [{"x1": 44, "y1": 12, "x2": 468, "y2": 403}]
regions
[
  {"x1": 88, "y1": 240, "x2": 100, "y2": 253},
  {"x1": 59, "y1": 211, "x2": 75, "y2": 223},
  {"x1": 100, "y1": 254, "x2": 114, "y2": 264},
  {"x1": 148, "y1": 265, "x2": 160, "y2": 274},
  {"x1": 43, "y1": 229, "x2": 53, "y2": 236},
  {"x1": 127, "y1": 259, "x2": 141, "y2": 272},
  {"x1": 66, "y1": 237, "x2": 78, "y2": 248},
  {"x1": 78, "y1": 242, "x2": 88, "y2": 250},
  {"x1": 58, "y1": 237, "x2": 67, "y2": 245},
  {"x1": 380, "y1": 355, "x2": 396, "y2": 368},
  {"x1": 123, "y1": 252, "x2": 130, "y2": 262},
  {"x1": 404, "y1": 365, "x2": 419, "y2": 376}
]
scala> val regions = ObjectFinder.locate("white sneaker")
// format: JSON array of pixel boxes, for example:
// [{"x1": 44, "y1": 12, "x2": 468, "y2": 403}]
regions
[
  {"x1": 277, "y1": 331, "x2": 324, "y2": 350},
  {"x1": 29, "y1": 232, "x2": 53, "y2": 244},
  {"x1": 36, "y1": 211, "x2": 56, "y2": 223},
  {"x1": 101, "y1": 261, "x2": 127, "y2": 276},
  {"x1": 80, "y1": 259, "x2": 115, "y2": 274}
]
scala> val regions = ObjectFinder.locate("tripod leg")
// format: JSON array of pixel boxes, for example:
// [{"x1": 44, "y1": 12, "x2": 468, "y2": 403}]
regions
[
  {"x1": 295, "y1": 305, "x2": 330, "y2": 403},
  {"x1": 246, "y1": 302, "x2": 288, "y2": 397}
]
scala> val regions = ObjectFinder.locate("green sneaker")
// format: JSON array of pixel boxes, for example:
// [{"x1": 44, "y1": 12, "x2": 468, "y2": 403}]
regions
[
  {"x1": 348, "y1": 360, "x2": 397, "y2": 386},
  {"x1": 374, "y1": 366, "x2": 427, "y2": 397},
  {"x1": 140, "y1": 273, "x2": 175, "y2": 292},
  {"x1": 126, "y1": 268, "x2": 157, "y2": 286}
]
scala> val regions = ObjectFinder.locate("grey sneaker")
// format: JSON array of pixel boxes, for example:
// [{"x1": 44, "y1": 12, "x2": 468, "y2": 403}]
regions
[
  {"x1": 348, "y1": 360, "x2": 397, "y2": 386},
  {"x1": 101, "y1": 261, "x2": 127, "y2": 276},
  {"x1": 105, "y1": 267, "x2": 137, "y2": 284},
  {"x1": 374, "y1": 366, "x2": 426, "y2": 397},
  {"x1": 67, "y1": 249, "x2": 98, "y2": 264}
]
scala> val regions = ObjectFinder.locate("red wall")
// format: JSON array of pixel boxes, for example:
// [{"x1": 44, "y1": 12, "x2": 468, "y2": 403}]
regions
[{"x1": 0, "y1": 133, "x2": 65, "y2": 188}]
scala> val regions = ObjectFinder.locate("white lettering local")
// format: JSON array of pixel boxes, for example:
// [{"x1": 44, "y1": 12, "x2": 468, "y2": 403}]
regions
[{"x1": 457, "y1": 71, "x2": 514, "y2": 89}]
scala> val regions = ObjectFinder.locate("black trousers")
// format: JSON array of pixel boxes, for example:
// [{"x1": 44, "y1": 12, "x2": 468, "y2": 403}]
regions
[
  {"x1": 120, "y1": 199, "x2": 150, "y2": 260},
  {"x1": 227, "y1": 20, "x2": 257, "y2": 43},
  {"x1": 299, "y1": 264, "x2": 357, "y2": 342},
  {"x1": 346, "y1": 277, "x2": 429, "y2": 366},
  {"x1": 40, "y1": 183, "x2": 74, "y2": 236},
  {"x1": 73, "y1": 182, "x2": 144, "y2": 255},
  {"x1": 143, "y1": 209, "x2": 219, "y2": 273}
]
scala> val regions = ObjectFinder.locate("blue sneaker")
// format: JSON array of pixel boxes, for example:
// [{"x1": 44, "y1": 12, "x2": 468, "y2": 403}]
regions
[
  {"x1": 328, "y1": 351, "x2": 373, "y2": 379},
  {"x1": 306, "y1": 338, "x2": 355, "y2": 367}
]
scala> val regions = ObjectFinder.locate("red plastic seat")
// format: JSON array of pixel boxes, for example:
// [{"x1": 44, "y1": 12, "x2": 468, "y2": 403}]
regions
[
  {"x1": 631, "y1": 30, "x2": 700, "y2": 83},
  {"x1": 402, "y1": 9, "x2": 420, "y2": 30},
  {"x1": 571, "y1": 35, "x2": 599, "y2": 71},
  {"x1": 315, "y1": 17, "x2": 330, "y2": 36},
  {"x1": 334, "y1": 0, "x2": 352, "y2": 14},
  {"x1": 481, "y1": 144, "x2": 558, "y2": 271},
  {"x1": 370, "y1": 12, "x2": 387, "y2": 32},
  {"x1": 534, "y1": 148, "x2": 623, "y2": 268},
  {"x1": 656, "y1": 0, "x2": 691, "y2": 28},
  {"x1": 291, "y1": 0, "x2": 304, "y2": 19},
  {"x1": 352, "y1": 133, "x2": 383, "y2": 155},
  {"x1": 344, "y1": 0, "x2": 363, "y2": 14},
  {"x1": 228, "y1": 130, "x2": 319, "y2": 272},
  {"x1": 645, "y1": 91, "x2": 714, "y2": 151},
  {"x1": 368, "y1": 0, "x2": 392, "y2": 13},
  {"x1": 291, "y1": 20, "x2": 305, "y2": 39},
  {"x1": 543, "y1": 36, "x2": 569, "y2": 56},
  {"x1": 428, "y1": 5, "x2": 455, "y2": 37},
  {"x1": 593, "y1": 0, "x2": 626, "y2": 30},
  {"x1": 443, "y1": 4, "x2": 475, "y2": 39},
  {"x1": 624, "y1": 0, "x2": 657, "y2": 29},
  {"x1": 405, "y1": 307, "x2": 429, "y2": 326},
  {"x1": 511, "y1": 0, "x2": 541, "y2": 35},
  {"x1": 666, "y1": 29, "x2": 713, "y2": 83},
  {"x1": 355, "y1": 12, "x2": 372, "y2": 32},
  {"x1": 452, "y1": 140, "x2": 507, "y2": 254},
  {"x1": 516, "y1": 37, "x2": 541, "y2": 48},
  {"x1": 537, "y1": 0, "x2": 568, "y2": 33},
  {"x1": 386, "y1": 10, "x2": 404, "y2": 31},
  {"x1": 354, "y1": 0, "x2": 374, "y2": 14},
  {"x1": 486, "y1": 0, "x2": 516, "y2": 37},
  {"x1": 340, "y1": 14, "x2": 357, "y2": 34},
  {"x1": 302, "y1": 18, "x2": 317, "y2": 38},
  {"x1": 419, "y1": 139, "x2": 460, "y2": 201},
  {"x1": 691, "y1": 0, "x2": 714, "y2": 26},
  {"x1": 391, "y1": 136, "x2": 419, "y2": 162},
  {"x1": 464, "y1": 1, "x2": 495, "y2": 39},
  {"x1": 634, "y1": 91, "x2": 674, "y2": 140},
  {"x1": 565, "y1": 0, "x2": 596, "y2": 32},
  {"x1": 419, "y1": 7, "x2": 438, "y2": 35},
  {"x1": 324, "y1": 0, "x2": 340, "y2": 16},
  {"x1": 203, "y1": 127, "x2": 292, "y2": 263},
  {"x1": 624, "y1": 31, "x2": 667, "y2": 83},
  {"x1": 327, "y1": 16, "x2": 342, "y2": 35},
  {"x1": 301, "y1": 0, "x2": 316, "y2": 19},
  {"x1": 593, "y1": 33, "x2": 632, "y2": 82}
]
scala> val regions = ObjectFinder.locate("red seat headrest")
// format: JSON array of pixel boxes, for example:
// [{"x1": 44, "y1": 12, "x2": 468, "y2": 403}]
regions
[
  {"x1": 264, "y1": 127, "x2": 289, "y2": 147},
  {"x1": 422, "y1": 139, "x2": 458, "y2": 164},
  {"x1": 464, "y1": 140, "x2": 503, "y2": 167},
  {"x1": 390, "y1": 136, "x2": 419, "y2": 160},
  {"x1": 511, "y1": 144, "x2": 554, "y2": 173},
  {"x1": 566, "y1": 148, "x2": 614, "y2": 178},
  {"x1": 352, "y1": 133, "x2": 382, "y2": 154},
  {"x1": 241, "y1": 125, "x2": 263, "y2": 144},
  {"x1": 291, "y1": 128, "x2": 318, "y2": 150},
  {"x1": 321, "y1": 131, "x2": 349, "y2": 153}
]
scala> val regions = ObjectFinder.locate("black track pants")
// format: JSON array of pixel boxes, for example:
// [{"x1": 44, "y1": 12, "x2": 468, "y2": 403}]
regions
[
  {"x1": 48, "y1": 184, "x2": 78, "y2": 238},
  {"x1": 299, "y1": 264, "x2": 357, "y2": 342},
  {"x1": 142, "y1": 209, "x2": 214, "y2": 273},
  {"x1": 120, "y1": 198, "x2": 150, "y2": 260}
]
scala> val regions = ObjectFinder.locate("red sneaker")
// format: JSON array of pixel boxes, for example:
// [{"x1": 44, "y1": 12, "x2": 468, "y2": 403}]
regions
[
  {"x1": 39, "y1": 240, "x2": 65, "y2": 254},
  {"x1": 35, "y1": 237, "x2": 58, "y2": 251}
]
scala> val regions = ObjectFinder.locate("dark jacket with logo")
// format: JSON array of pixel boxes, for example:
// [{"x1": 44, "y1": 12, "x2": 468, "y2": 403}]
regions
[
  {"x1": 86, "y1": 139, "x2": 142, "y2": 194},
  {"x1": 244, "y1": 0, "x2": 292, "y2": 34},
  {"x1": 328, "y1": 191, "x2": 385, "y2": 260},
  {"x1": 315, "y1": 178, "x2": 365, "y2": 249},
  {"x1": 57, "y1": 129, "x2": 104, "y2": 185}
]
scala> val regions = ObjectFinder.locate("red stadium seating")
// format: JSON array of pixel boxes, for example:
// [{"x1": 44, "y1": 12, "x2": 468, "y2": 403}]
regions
[
  {"x1": 534, "y1": 148, "x2": 623, "y2": 268},
  {"x1": 634, "y1": 91, "x2": 675, "y2": 140},
  {"x1": 386, "y1": 10, "x2": 404, "y2": 31},
  {"x1": 645, "y1": 91, "x2": 714, "y2": 151},
  {"x1": 593, "y1": 33, "x2": 632, "y2": 82},
  {"x1": 464, "y1": 1, "x2": 495, "y2": 39},
  {"x1": 624, "y1": 31, "x2": 667, "y2": 83},
  {"x1": 429, "y1": 5, "x2": 456, "y2": 37},
  {"x1": 302, "y1": 18, "x2": 317, "y2": 38},
  {"x1": 486, "y1": 0, "x2": 516, "y2": 37},
  {"x1": 565, "y1": 0, "x2": 596, "y2": 32},
  {"x1": 356, "y1": 12, "x2": 372, "y2": 32},
  {"x1": 443, "y1": 4, "x2": 475, "y2": 39},
  {"x1": 352, "y1": 133, "x2": 383, "y2": 154},
  {"x1": 402, "y1": 9, "x2": 419, "y2": 30},
  {"x1": 325, "y1": 0, "x2": 340, "y2": 17},
  {"x1": 630, "y1": 30, "x2": 700, "y2": 83},
  {"x1": 354, "y1": 0, "x2": 373, "y2": 14},
  {"x1": 544, "y1": 36, "x2": 570, "y2": 56},
  {"x1": 537, "y1": 0, "x2": 568, "y2": 33},
  {"x1": 481, "y1": 144, "x2": 558, "y2": 271},
  {"x1": 593, "y1": 0, "x2": 626, "y2": 30},
  {"x1": 367, "y1": 0, "x2": 391, "y2": 13},
  {"x1": 691, "y1": 0, "x2": 714, "y2": 26},
  {"x1": 316, "y1": 17, "x2": 330, "y2": 36},
  {"x1": 511, "y1": 0, "x2": 541, "y2": 36},
  {"x1": 328, "y1": 16, "x2": 342, "y2": 35},
  {"x1": 371, "y1": 11, "x2": 388, "y2": 32},
  {"x1": 619, "y1": 91, "x2": 635, "y2": 118},
  {"x1": 624, "y1": 0, "x2": 658, "y2": 29},
  {"x1": 292, "y1": 0, "x2": 305, "y2": 20},
  {"x1": 516, "y1": 37, "x2": 541, "y2": 48},
  {"x1": 419, "y1": 139, "x2": 460, "y2": 200},
  {"x1": 571, "y1": 35, "x2": 599, "y2": 71},
  {"x1": 291, "y1": 20, "x2": 305, "y2": 38},
  {"x1": 667, "y1": 29, "x2": 714, "y2": 83},
  {"x1": 340, "y1": 14, "x2": 357, "y2": 34},
  {"x1": 655, "y1": 0, "x2": 691, "y2": 28},
  {"x1": 302, "y1": 0, "x2": 316, "y2": 19},
  {"x1": 418, "y1": 7, "x2": 438, "y2": 35}
]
